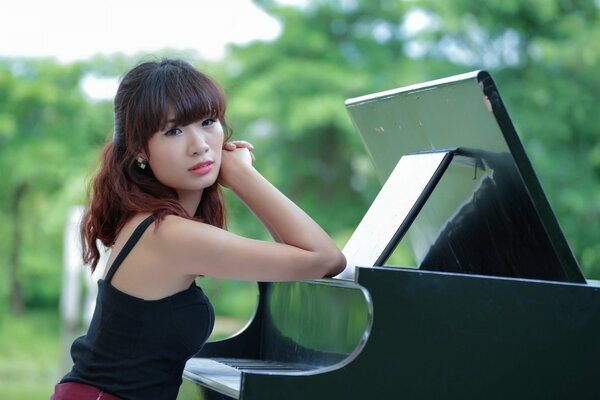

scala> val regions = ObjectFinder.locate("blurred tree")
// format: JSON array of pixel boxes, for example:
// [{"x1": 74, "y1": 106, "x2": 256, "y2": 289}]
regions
[{"x1": 0, "y1": 59, "x2": 112, "y2": 312}]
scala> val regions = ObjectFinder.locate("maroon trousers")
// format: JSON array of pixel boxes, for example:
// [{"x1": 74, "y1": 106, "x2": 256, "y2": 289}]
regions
[{"x1": 51, "y1": 382, "x2": 122, "y2": 400}]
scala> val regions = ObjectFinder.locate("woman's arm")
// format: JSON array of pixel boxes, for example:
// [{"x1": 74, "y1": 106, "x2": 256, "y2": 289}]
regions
[
  {"x1": 150, "y1": 145, "x2": 346, "y2": 281},
  {"x1": 222, "y1": 141, "x2": 286, "y2": 243}
]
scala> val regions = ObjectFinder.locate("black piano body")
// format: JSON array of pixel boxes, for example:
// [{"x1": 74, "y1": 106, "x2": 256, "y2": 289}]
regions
[
  {"x1": 178, "y1": 71, "x2": 600, "y2": 399},
  {"x1": 180, "y1": 269, "x2": 599, "y2": 400}
]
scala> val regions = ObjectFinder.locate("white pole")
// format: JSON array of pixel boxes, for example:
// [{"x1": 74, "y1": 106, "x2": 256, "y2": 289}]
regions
[{"x1": 60, "y1": 206, "x2": 108, "y2": 373}]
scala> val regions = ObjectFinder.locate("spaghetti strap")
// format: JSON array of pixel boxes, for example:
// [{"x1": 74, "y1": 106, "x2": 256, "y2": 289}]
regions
[{"x1": 105, "y1": 216, "x2": 155, "y2": 283}]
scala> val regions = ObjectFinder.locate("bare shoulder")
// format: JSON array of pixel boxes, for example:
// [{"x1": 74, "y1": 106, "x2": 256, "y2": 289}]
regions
[
  {"x1": 110, "y1": 214, "x2": 206, "y2": 268},
  {"x1": 156, "y1": 214, "x2": 206, "y2": 231},
  {"x1": 154, "y1": 215, "x2": 227, "y2": 243},
  {"x1": 107, "y1": 214, "x2": 201, "y2": 298},
  {"x1": 148, "y1": 215, "x2": 230, "y2": 270}
]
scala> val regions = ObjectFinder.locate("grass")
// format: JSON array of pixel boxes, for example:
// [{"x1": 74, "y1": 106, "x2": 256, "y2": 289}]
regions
[{"x1": 0, "y1": 310, "x2": 62, "y2": 400}]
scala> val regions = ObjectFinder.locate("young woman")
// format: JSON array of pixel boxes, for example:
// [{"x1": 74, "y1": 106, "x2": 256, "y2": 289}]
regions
[{"x1": 51, "y1": 58, "x2": 346, "y2": 400}]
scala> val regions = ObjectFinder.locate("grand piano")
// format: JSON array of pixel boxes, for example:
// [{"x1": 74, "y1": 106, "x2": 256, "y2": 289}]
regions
[{"x1": 178, "y1": 71, "x2": 600, "y2": 399}]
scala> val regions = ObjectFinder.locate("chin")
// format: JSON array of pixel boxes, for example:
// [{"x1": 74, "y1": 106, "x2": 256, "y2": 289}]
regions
[{"x1": 197, "y1": 177, "x2": 219, "y2": 191}]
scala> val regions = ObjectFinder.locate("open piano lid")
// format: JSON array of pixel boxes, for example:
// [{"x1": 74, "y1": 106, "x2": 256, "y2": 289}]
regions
[{"x1": 344, "y1": 71, "x2": 586, "y2": 283}]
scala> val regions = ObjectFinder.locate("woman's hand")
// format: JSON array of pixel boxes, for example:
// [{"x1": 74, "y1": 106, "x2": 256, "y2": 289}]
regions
[{"x1": 219, "y1": 140, "x2": 256, "y2": 188}]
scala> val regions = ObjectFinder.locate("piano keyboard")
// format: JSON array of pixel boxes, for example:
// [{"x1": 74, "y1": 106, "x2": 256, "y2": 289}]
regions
[{"x1": 184, "y1": 357, "x2": 312, "y2": 398}]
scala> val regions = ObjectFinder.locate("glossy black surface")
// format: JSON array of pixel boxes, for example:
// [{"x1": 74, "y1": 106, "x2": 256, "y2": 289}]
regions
[
  {"x1": 261, "y1": 280, "x2": 372, "y2": 366},
  {"x1": 218, "y1": 267, "x2": 600, "y2": 400},
  {"x1": 346, "y1": 71, "x2": 585, "y2": 283},
  {"x1": 180, "y1": 279, "x2": 373, "y2": 399}
]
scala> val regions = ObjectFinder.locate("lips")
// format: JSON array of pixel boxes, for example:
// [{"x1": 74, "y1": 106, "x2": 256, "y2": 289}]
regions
[{"x1": 189, "y1": 160, "x2": 214, "y2": 176}]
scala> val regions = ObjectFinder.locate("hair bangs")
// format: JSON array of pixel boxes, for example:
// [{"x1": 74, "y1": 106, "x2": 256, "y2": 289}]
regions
[
  {"x1": 166, "y1": 72, "x2": 227, "y2": 129},
  {"x1": 132, "y1": 60, "x2": 227, "y2": 148}
]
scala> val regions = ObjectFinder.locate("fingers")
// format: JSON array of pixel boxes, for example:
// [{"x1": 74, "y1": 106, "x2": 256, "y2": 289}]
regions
[
  {"x1": 227, "y1": 140, "x2": 254, "y2": 151},
  {"x1": 223, "y1": 140, "x2": 255, "y2": 161},
  {"x1": 223, "y1": 142, "x2": 237, "y2": 151}
]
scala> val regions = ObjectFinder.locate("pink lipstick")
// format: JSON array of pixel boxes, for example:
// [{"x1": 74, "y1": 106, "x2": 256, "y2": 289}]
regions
[{"x1": 189, "y1": 161, "x2": 214, "y2": 175}]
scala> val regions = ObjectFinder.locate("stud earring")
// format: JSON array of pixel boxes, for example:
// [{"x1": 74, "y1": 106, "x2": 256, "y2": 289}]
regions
[{"x1": 136, "y1": 157, "x2": 148, "y2": 169}]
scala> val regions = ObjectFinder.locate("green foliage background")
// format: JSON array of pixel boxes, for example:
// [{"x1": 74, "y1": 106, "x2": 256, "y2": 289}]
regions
[{"x1": 1, "y1": 0, "x2": 599, "y2": 398}]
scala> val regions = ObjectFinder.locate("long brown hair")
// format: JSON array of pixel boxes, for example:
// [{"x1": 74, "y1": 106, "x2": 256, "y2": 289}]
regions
[{"x1": 81, "y1": 59, "x2": 230, "y2": 271}]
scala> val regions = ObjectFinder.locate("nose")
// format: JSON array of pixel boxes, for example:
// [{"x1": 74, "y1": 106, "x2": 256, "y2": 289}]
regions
[{"x1": 188, "y1": 129, "x2": 210, "y2": 156}]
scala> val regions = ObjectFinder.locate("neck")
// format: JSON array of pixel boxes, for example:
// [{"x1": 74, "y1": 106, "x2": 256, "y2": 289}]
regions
[{"x1": 177, "y1": 189, "x2": 203, "y2": 217}]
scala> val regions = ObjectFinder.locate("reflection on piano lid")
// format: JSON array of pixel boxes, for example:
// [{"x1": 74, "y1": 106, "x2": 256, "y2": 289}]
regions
[{"x1": 345, "y1": 70, "x2": 586, "y2": 283}]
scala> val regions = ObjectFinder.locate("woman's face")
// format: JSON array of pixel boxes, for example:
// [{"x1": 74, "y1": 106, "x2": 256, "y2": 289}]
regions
[{"x1": 145, "y1": 115, "x2": 224, "y2": 201}]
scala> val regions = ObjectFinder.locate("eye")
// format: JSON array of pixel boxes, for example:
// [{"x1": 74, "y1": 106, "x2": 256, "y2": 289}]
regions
[
  {"x1": 202, "y1": 118, "x2": 217, "y2": 127},
  {"x1": 164, "y1": 127, "x2": 182, "y2": 136}
]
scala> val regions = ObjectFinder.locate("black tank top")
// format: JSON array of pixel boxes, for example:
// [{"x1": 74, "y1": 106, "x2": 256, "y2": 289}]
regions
[{"x1": 61, "y1": 216, "x2": 215, "y2": 400}]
